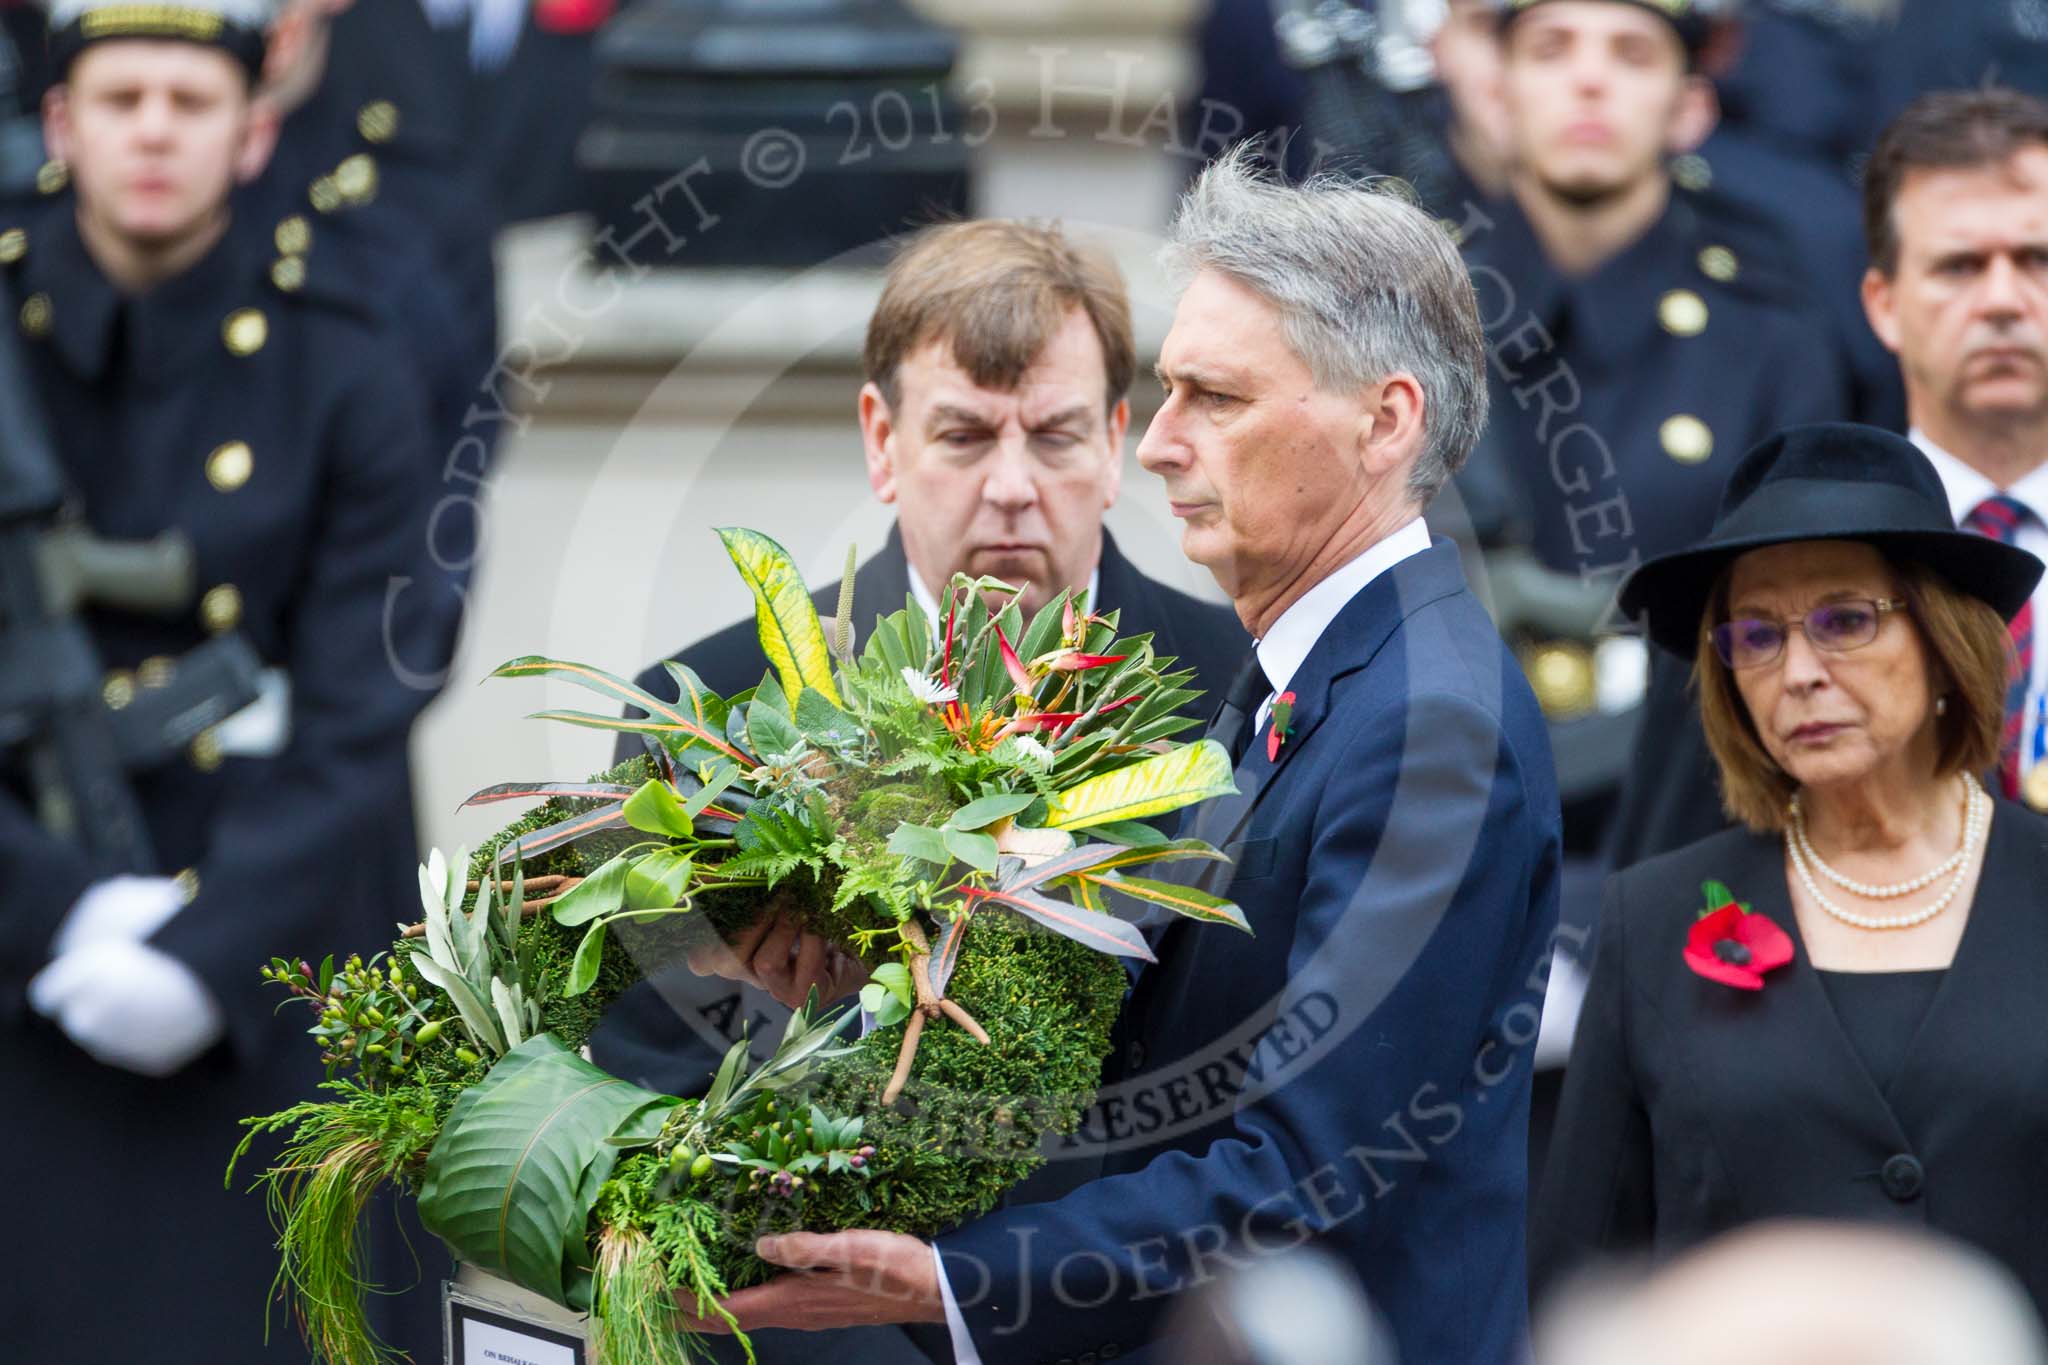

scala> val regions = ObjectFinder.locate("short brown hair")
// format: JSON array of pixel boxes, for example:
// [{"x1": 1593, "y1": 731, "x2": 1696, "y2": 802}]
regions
[
  {"x1": 1693, "y1": 553, "x2": 2011, "y2": 833},
  {"x1": 862, "y1": 219, "x2": 1134, "y2": 414},
  {"x1": 1863, "y1": 87, "x2": 2048, "y2": 275}
]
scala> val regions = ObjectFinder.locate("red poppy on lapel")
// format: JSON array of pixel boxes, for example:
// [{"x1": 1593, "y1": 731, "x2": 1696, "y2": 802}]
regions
[
  {"x1": 1682, "y1": 881, "x2": 1793, "y2": 991},
  {"x1": 1266, "y1": 691, "x2": 1297, "y2": 762},
  {"x1": 532, "y1": 0, "x2": 610, "y2": 32},
  {"x1": 535, "y1": 0, "x2": 615, "y2": 33}
]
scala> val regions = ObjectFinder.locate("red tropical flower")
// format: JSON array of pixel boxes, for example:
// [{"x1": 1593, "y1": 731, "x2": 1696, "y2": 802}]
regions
[{"x1": 1683, "y1": 897, "x2": 1794, "y2": 991}]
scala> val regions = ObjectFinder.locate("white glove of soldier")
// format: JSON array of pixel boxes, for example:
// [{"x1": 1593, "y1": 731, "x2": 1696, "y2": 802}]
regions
[
  {"x1": 28, "y1": 877, "x2": 224, "y2": 1077},
  {"x1": 49, "y1": 875, "x2": 188, "y2": 955}
]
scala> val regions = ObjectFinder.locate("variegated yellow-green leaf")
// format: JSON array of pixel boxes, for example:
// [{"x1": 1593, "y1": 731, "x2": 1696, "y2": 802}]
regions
[
  {"x1": 1045, "y1": 740, "x2": 1236, "y2": 830},
  {"x1": 717, "y1": 527, "x2": 843, "y2": 707}
]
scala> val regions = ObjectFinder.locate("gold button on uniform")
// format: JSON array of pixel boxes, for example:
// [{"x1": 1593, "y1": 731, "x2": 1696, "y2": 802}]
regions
[
  {"x1": 101, "y1": 670, "x2": 135, "y2": 711},
  {"x1": 271, "y1": 256, "x2": 305, "y2": 292},
  {"x1": 357, "y1": 99, "x2": 399, "y2": 143},
  {"x1": 274, "y1": 215, "x2": 311, "y2": 256},
  {"x1": 334, "y1": 153, "x2": 377, "y2": 204},
  {"x1": 310, "y1": 177, "x2": 343, "y2": 213},
  {"x1": 35, "y1": 159, "x2": 67, "y2": 195},
  {"x1": 1525, "y1": 643, "x2": 1597, "y2": 719},
  {"x1": 190, "y1": 729, "x2": 224, "y2": 772},
  {"x1": 0, "y1": 228, "x2": 24, "y2": 264},
  {"x1": 223, "y1": 308, "x2": 267, "y2": 356},
  {"x1": 1661, "y1": 414, "x2": 1715, "y2": 465},
  {"x1": 173, "y1": 867, "x2": 201, "y2": 903},
  {"x1": 207, "y1": 440, "x2": 253, "y2": 491},
  {"x1": 1698, "y1": 245, "x2": 1739, "y2": 283},
  {"x1": 19, "y1": 292, "x2": 51, "y2": 338},
  {"x1": 138, "y1": 655, "x2": 177, "y2": 689},
  {"x1": 200, "y1": 583, "x2": 243, "y2": 633},
  {"x1": 1672, "y1": 153, "x2": 1712, "y2": 192},
  {"x1": 1658, "y1": 289, "x2": 1709, "y2": 337},
  {"x1": 2026, "y1": 764, "x2": 2048, "y2": 813}
]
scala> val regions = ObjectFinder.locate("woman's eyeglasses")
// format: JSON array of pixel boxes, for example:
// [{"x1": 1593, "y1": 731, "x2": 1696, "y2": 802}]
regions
[{"x1": 1710, "y1": 597, "x2": 1907, "y2": 669}]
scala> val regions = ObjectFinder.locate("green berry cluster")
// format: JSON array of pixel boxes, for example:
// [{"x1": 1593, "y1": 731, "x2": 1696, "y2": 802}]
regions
[{"x1": 262, "y1": 951, "x2": 448, "y2": 1081}]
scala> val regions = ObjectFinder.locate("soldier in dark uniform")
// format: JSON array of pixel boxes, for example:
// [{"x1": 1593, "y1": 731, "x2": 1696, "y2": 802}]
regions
[{"x1": 0, "y1": 1, "x2": 448, "y2": 1357}]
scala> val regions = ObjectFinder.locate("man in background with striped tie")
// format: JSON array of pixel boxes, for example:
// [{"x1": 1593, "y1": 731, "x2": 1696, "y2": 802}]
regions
[{"x1": 1863, "y1": 88, "x2": 2048, "y2": 812}]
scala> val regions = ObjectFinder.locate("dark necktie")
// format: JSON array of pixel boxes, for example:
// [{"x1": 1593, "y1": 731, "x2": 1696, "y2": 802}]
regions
[
  {"x1": 1963, "y1": 494, "x2": 2036, "y2": 799},
  {"x1": 1208, "y1": 649, "x2": 1271, "y2": 767}
]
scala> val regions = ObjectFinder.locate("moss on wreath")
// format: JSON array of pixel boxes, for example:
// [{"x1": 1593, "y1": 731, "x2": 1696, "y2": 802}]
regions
[{"x1": 581, "y1": 916, "x2": 1128, "y2": 1291}]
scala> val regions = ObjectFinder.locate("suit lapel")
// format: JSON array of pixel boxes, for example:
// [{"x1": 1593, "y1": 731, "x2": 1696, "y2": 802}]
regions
[{"x1": 1183, "y1": 540, "x2": 1469, "y2": 854}]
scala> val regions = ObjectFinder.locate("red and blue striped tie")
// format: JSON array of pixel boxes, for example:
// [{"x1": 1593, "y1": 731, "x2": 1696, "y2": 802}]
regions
[{"x1": 1963, "y1": 494, "x2": 2035, "y2": 799}]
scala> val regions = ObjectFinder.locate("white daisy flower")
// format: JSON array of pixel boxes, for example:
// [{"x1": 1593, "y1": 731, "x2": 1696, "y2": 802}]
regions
[{"x1": 900, "y1": 667, "x2": 959, "y2": 705}]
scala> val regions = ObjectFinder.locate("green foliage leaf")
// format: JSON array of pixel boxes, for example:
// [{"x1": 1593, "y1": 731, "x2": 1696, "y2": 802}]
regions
[
  {"x1": 795, "y1": 688, "x2": 860, "y2": 746},
  {"x1": 408, "y1": 949, "x2": 505, "y2": 1055},
  {"x1": 946, "y1": 792, "x2": 1036, "y2": 831},
  {"x1": 416, "y1": 1035, "x2": 672, "y2": 1305},
  {"x1": 1013, "y1": 838, "x2": 1226, "y2": 891},
  {"x1": 489, "y1": 656, "x2": 751, "y2": 766},
  {"x1": 1075, "y1": 818, "x2": 1169, "y2": 848},
  {"x1": 1045, "y1": 740, "x2": 1237, "y2": 830},
  {"x1": 549, "y1": 855, "x2": 631, "y2": 927},
  {"x1": 567, "y1": 923, "x2": 607, "y2": 995},
  {"x1": 941, "y1": 827, "x2": 1000, "y2": 874},
  {"x1": 858, "y1": 982, "x2": 910, "y2": 1029},
  {"x1": 961, "y1": 884, "x2": 1157, "y2": 961},
  {"x1": 621, "y1": 781, "x2": 697, "y2": 839},
  {"x1": 1096, "y1": 874, "x2": 1250, "y2": 932},
  {"x1": 717, "y1": 527, "x2": 844, "y2": 707},
  {"x1": 460, "y1": 781, "x2": 637, "y2": 810},
  {"x1": 681, "y1": 763, "x2": 740, "y2": 822},
  {"x1": 869, "y1": 961, "x2": 913, "y2": 1010},
  {"x1": 747, "y1": 702, "x2": 803, "y2": 760},
  {"x1": 885, "y1": 822, "x2": 953, "y2": 867},
  {"x1": 624, "y1": 848, "x2": 694, "y2": 911}
]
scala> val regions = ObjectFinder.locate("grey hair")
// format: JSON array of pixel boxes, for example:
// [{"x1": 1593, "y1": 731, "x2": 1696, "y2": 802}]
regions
[{"x1": 1161, "y1": 144, "x2": 1488, "y2": 505}]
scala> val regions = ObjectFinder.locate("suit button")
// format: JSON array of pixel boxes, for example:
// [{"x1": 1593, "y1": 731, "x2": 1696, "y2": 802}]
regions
[
  {"x1": 1078, "y1": 1353, "x2": 1097, "y2": 1365},
  {"x1": 1102, "y1": 1346, "x2": 1120, "y2": 1360},
  {"x1": 1125, "y1": 1040, "x2": 1146, "y2": 1071},
  {"x1": 1881, "y1": 1153, "x2": 1924, "y2": 1202}
]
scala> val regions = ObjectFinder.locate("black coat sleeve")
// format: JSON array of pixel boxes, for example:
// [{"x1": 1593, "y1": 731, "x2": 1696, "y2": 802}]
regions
[{"x1": 1529, "y1": 874, "x2": 1655, "y2": 1301}]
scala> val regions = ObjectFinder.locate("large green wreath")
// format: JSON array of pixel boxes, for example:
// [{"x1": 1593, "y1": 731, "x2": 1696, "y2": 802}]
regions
[{"x1": 234, "y1": 529, "x2": 1248, "y2": 1364}]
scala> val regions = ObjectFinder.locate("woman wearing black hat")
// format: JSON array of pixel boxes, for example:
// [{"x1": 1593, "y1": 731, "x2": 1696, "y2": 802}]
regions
[{"x1": 1531, "y1": 423, "x2": 2048, "y2": 1314}]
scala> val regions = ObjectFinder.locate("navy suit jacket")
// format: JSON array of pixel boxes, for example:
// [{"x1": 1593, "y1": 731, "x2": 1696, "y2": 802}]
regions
[{"x1": 932, "y1": 539, "x2": 1564, "y2": 1365}]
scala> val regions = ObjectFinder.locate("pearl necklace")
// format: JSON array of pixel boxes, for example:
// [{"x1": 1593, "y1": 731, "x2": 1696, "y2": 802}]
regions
[
  {"x1": 1785, "y1": 777, "x2": 1987, "y2": 931},
  {"x1": 1788, "y1": 780, "x2": 1972, "y2": 897}
]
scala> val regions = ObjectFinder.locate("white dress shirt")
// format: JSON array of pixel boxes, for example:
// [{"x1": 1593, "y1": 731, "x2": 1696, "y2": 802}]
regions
[
  {"x1": 1910, "y1": 430, "x2": 2048, "y2": 777},
  {"x1": 931, "y1": 518, "x2": 1431, "y2": 1364},
  {"x1": 1250, "y1": 517, "x2": 1434, "y2": 729}
]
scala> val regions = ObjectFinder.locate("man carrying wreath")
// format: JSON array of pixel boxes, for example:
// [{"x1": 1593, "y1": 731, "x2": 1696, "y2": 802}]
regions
[{"x1": 689, "y1": 148, "x2": 1566, "y2": 1365}]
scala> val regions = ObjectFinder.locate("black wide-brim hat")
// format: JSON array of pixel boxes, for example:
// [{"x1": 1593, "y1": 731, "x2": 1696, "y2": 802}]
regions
[{"x1": 1618, "y1": 423, "x2": 2046, "y2": 658}]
